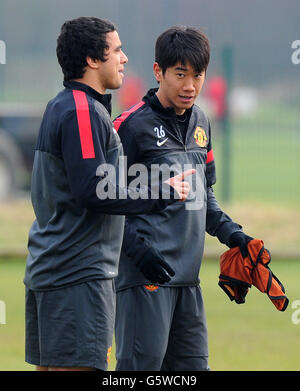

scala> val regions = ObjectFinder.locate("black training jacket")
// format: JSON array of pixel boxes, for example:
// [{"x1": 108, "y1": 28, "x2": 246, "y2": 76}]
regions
[
  {"x1": 24, "y1": 82, "x2": 174, "y2": 291},
  {"x1": 114, "y1": 88, "x2": 242, "y2": 291}
]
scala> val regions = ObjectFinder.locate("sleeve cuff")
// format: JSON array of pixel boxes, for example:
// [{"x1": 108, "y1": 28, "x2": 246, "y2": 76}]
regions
[{"x1": 216, "y1": 223, "x2": 243, "y2": 247}]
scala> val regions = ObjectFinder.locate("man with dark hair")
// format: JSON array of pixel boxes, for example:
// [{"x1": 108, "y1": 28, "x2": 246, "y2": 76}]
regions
[
  {"x1": 114, "y1": 26, "x2": 254, "y2": 371},
  {"x1": 24, "y1": 17, "x2": 193, "y2": 372}
]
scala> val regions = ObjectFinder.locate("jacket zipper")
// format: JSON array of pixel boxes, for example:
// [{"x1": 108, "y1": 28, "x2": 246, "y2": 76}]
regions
[
  {"x1": 174, "y1": 117, "x2": 187, "y2": 152},
  {"x1": 159, "y1": 115, "x2": 189, "y2": 152}
]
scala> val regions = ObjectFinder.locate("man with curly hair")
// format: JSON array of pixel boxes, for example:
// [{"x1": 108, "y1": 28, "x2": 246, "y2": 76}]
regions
[{"x1": 24, "y1": 17, "x2": 193, "y2": 372}]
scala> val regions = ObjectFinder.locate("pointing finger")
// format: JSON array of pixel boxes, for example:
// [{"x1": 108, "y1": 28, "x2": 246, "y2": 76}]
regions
[{"x1": 173, "y1": 169, "x2": 196, "y2": 182}]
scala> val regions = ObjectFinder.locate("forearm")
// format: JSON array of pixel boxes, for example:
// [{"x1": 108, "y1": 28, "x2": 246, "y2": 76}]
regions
[
  {"x1": 81, "y1": 179, "x2": 176, "y2": 215},
  {"x1": 122, "y1": 218, "x2": 151, "y2": 261}
]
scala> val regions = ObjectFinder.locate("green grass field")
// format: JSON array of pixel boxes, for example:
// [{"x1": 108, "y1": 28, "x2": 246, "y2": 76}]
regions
[{"x1": 1, "y1": 258, "x2": 299, "y2": 371}]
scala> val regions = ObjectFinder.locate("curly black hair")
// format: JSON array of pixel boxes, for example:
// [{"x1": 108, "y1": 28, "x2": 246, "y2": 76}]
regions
[
  {"x1": 155, "y1": 26, "x2": 210, "y2": 75},
  {"x1": 56, "y1": 17, "x2": 116, "y2": 81}
]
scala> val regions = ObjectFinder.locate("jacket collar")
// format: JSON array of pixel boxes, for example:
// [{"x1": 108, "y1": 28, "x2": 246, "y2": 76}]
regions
[
  {"x1": 143, "y1": 88, "x2": 193, "y2": 119},
  {"x1": 63, "y1": 80, "x2": 112, "y2": 115}
]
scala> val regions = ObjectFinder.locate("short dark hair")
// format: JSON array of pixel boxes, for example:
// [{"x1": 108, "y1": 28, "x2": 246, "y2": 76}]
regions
[
  {"x1": 56, "y1": 17, "x2": 116, "y2": 81},
  {"x1": 155, "y1": 26, "x2": 210, "y2": 74}
]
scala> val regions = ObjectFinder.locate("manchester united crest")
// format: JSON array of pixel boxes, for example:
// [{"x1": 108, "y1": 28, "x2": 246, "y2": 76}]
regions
[
  {"x1": 194, "y1": 127, "x2": 207, "y2": 147},
  {"x1": 144, "y1": 284, "x2": 159, "y2": 292}
]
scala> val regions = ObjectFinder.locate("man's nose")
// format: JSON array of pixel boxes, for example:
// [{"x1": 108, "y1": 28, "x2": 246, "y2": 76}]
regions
[
  {"x1": 183, "y1": 77, "x2": 196, "y2": 92},
  {"x1": 121, "y1": 50, "x2": 128, "y2": 64}
]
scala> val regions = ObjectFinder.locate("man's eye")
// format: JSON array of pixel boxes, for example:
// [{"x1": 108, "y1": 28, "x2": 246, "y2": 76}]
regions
[{"x1": 177, "y1": 73, "x2": 185, "y2": 78}]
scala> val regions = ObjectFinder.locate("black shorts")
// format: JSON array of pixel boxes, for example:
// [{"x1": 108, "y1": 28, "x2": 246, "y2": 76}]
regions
[
  {"x1": 25, "y1": 279, "x2": 115, "y2": 370},
  {"x1": 115, "y1": 285, "x2": 209, "y2": 371}
]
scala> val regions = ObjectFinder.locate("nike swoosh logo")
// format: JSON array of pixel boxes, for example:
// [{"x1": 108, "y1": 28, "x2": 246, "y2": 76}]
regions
[{"x1": 157, "y1": 138, "x2": 168, "y2": 147}]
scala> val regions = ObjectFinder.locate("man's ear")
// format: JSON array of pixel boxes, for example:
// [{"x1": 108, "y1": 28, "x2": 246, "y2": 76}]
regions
[
  {"x1": 86, "y1": 56, "x2": 100, "y2": 69},
  {"x1": 153, "y1": 62, "x2": 163, "y2": 83}
]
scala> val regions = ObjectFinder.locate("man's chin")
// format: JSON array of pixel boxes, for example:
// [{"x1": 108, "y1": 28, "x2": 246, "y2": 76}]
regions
[
  {"x1": 107, "y1": 81, "x2": 123, "y2": 91},
  {"x1": 177, "y1": 103, "x2": 194, "y2": 112},
  {"x1": 176, "y1": 99, "x2": 195, "y2": 110}
]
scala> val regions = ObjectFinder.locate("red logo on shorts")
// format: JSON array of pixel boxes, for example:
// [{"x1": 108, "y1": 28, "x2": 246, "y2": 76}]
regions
[{"x1": 144, "y1": 284, "x2": 159, "y2": 292}]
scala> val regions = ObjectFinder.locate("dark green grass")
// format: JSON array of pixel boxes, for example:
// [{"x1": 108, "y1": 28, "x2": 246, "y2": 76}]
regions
[{"x1": 1, "y1": 258, "x2": 300, "y2": 371}]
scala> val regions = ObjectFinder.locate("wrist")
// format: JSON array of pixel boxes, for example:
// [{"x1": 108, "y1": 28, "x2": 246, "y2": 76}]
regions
[
  {"x1": 228, "y1": 231, "x2": 245, "y2": 248},
  {"x1": 228, "y1": 231, "x2": 253, "y2": 248}
]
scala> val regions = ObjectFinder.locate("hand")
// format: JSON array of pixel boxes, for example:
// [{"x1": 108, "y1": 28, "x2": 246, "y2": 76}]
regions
[
  {"x1": 165, "y1": 169, "x2": 196, "y2": 202},
  {"x1": 228, "y1": 231, "x2": 254, "y2": 258},
  {"x1": 136, "y1": 246, "x2": 175, "y2": 284}
]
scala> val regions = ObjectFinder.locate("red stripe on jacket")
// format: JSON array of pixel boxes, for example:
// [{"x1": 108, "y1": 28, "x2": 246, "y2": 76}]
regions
[
  {"x1": 114, "y1": 101, "x2": 145, "y2": 132},
  {"x1": 206, "y1": 149, "x2": 214, "y2": 164},
  {"x1": 72, "y1": 90, "x2": 95, "y2": 159}
]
